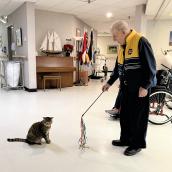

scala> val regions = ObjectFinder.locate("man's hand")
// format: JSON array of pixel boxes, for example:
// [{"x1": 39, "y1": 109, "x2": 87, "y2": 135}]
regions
[
  {"x1": 139, "y1": 87, "x2": 148, "y2": 97},
  {"x1": 102, "y1": 83, "x2": 111, "y2": 92}
]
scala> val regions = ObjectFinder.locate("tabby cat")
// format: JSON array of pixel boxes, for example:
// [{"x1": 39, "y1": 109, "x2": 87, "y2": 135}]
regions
[{"x1": 7, "y1": 117, "x2": 53, "y2": 145}]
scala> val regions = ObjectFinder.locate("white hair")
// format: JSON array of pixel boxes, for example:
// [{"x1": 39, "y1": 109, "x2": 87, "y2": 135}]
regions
[{"x1": 111, "y1": 20, "x2": 130, "y2": 33}]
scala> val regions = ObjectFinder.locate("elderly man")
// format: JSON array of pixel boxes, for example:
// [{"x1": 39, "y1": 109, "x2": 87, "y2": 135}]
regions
[{"x1": 102, "y1": 21, "x2": 156, "y2": 156}]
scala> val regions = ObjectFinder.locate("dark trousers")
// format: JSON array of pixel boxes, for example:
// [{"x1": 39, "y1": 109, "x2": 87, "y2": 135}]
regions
[
  {"x1": 119, "y1": 86, "x2": 150, "y2": 148},
  {"x1": 113, "y1": 88, "x2": 122, "y2": 109}
]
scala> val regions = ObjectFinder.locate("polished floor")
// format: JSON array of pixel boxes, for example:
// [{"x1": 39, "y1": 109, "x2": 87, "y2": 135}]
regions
[{"x1": 0, "y1": 80, "x2": 172, "y2": 172}]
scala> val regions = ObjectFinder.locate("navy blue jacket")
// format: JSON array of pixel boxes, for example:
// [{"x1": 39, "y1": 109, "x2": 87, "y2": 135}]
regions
[{"x1": 107, "y1": 37, "x2": 157, "y2": 90}]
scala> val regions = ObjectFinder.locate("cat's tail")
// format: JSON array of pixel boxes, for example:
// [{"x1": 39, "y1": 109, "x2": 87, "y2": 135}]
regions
[{"x1": 7, "y1": 138, "x2": 27, "y2": 143}]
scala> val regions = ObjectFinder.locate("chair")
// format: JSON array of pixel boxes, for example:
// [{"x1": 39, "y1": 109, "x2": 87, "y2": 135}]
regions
[{"x1": 43, "y1": 75, "x2": 61, "y2": 91}]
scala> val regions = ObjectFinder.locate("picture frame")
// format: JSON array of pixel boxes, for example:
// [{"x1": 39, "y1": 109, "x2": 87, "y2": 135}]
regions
[
  {"x1": 0, "y1": 35, "x2": 2, "y2": 48},
  {"x1": 16, "y1": 28, "x2": 22, "y2": 47},
  {"x1": 169, "y1": 31, "x2": 172, "y2": 46},
  {"x1": 107, "y1": 45, "x2": 117, "y2": 54},
  {"x1": 76, "y1": 28, "x2": 81, "y2": 37}
]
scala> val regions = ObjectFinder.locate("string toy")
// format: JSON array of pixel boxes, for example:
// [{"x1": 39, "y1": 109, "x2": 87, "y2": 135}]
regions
[{"x1": 79, "y1": 91, "x2": 104, "y2": 149}]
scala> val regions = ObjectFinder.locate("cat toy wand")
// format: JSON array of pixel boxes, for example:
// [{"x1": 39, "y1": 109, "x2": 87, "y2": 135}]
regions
[{"x1": 78, "y1": 91, "x2": 104, "y2": 149}]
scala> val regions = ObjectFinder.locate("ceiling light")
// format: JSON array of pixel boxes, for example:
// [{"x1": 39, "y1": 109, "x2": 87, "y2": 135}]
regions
[{"x1": 106, "y1": 12, "x2": 113, "y2": 18}]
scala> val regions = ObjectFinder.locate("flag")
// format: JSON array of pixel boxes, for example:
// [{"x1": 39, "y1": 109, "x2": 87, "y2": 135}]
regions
[
  {"x1": 81, "y1": 32, "x2": 90, "y2": 64},
  {"x1": 88, "y1": 30, "x2": 93, "y2": 61}
]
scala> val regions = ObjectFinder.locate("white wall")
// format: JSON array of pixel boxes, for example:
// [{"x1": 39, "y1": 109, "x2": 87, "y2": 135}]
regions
[
  {"x1": 97, "y1": 36, "x2": 116, "y2": 71},
  {"x1": 146, "y1": 19, "x2": 172, "y2": 69},
  {"x1": 73, "y1": 17, "x2": 97, "y2": 48},
  {"x1": 25, "y1": 2, "x2": 36, "y2": 89},
  {"x1": 8, "y1": 4, "x2": 28, "y2": 57},
  {"x1": 35, "y1": 10, "x2": 74, "y2": 53},
  {"x1": 35, "y1": 10, "x2": 97, "y2": 55},
  {"x1": 0, "y1": 23, "x2": 7, "y2": 55},
  {"x1": 134, "y1": 4, "x2": 147, "y2": 36},
  {"x1": 8, "y1": 2, "x2": 36, "y2": 89}
]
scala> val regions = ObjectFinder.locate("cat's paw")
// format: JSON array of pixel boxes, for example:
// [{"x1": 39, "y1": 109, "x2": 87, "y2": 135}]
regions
[{"x1": 46, "y1": 140, "x2": 51, "y2": 144}]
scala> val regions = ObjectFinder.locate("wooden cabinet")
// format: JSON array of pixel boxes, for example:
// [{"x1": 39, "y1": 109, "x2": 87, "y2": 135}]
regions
[{"x1": 36, "y1": 56, "x2": 76, "y2": 89}]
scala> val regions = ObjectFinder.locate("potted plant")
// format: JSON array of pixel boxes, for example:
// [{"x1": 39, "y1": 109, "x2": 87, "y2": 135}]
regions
[{"x1": 63, "y1": 44, "x2": 73, "y2": 57}]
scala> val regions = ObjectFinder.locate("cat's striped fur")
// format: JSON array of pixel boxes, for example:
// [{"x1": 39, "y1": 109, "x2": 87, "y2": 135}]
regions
[
  {"x1": 7, "y1": 138, "x2": 27, "y2": 142},
  {"x1": 7, "y1": 117, "x2": 53, "y2": 145}
]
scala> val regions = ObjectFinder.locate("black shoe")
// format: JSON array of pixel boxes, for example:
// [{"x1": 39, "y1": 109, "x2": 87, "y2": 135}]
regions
[
  {"x1": 112, "y1": 140, "x2": 129, "y2": 147},
  {"x1": 114, "y1": 113, "x2": 120, "y2": 119},
  {"x1": 105, "y1": 110, "x2": 119, "y2": 117},
  {"x1": 124, "y1": 146, "x2": 142, "y2": 156}
]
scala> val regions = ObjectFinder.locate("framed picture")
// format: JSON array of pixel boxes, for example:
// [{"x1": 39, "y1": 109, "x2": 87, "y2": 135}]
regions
[
  {"x1": 107, "y1": 45, "x2": 117, "y2": 54},
  {"x1": 16, "y1": 28, "x2": 22, "y2": 47},
  {"x1": 0, "y1": 35, "x2": 2, "y2": 48},
  {"x1": 169, "y1": 31, "x2": 172, "y2": 46},
  {"x1": 76, "y1": 28, "x2": 81, "y2": 37}
]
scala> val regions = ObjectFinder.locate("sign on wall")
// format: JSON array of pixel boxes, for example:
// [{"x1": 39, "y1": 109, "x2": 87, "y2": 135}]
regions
[
  {"x1": 107, "y1": 45, "x2": 117, "y2": 54},
  {"x1": 16, "y1": 28, "x2": 22, "y2": 47},
  {"x1": 169, "y1": 31, "x2": 172, "y2": 46}
]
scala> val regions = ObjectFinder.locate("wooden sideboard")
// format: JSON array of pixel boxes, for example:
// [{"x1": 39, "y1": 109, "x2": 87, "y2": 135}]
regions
[{"x1": 36, "y1": 56, "x2": 76, "y2": 89}]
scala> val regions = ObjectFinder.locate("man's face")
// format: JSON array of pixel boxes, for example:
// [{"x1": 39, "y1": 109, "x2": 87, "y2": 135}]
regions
[{"x1": 112, "y1": 30, "x2": 126, "y2": 45}]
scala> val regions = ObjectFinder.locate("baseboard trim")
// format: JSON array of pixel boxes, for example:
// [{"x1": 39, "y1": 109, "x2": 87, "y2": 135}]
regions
[{"x1": 24, "y1": 87, "x2": 37, "y2": 92}]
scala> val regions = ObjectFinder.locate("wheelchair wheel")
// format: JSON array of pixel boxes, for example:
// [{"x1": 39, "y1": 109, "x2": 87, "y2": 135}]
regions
[
  {"x1": 149, "y1": 90, "x2": 172, "y2": 125},
  {"x1": 165, "y1": 99, "x2": 172, "y2": 109}
]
